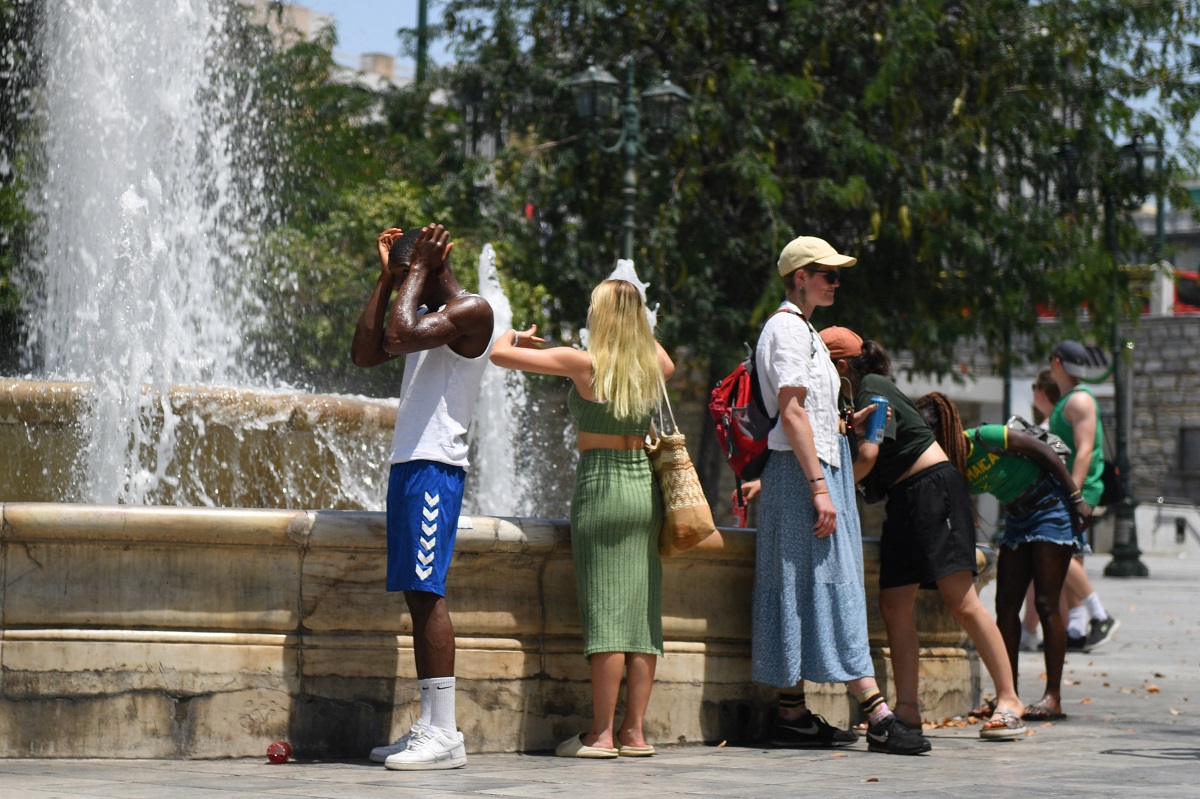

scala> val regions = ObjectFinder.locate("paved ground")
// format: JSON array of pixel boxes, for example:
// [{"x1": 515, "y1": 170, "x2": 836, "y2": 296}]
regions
[{"x1": 2, "y1": 554, "x2": 1198, "y2": 798}]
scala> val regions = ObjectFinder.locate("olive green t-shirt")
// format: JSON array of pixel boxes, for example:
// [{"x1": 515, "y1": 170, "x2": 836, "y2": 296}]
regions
[{"x1": 856, "y1": 373, "x2": 935, "y2": 500}]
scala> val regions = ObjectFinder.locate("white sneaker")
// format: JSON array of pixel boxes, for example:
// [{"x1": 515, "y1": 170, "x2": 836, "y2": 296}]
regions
[
  {"x1": 369, "y1": 723, "x2": 426, "y2": 763},
  {"x1": 384, "y1": 725, "x2": 467, "y2": 770}
]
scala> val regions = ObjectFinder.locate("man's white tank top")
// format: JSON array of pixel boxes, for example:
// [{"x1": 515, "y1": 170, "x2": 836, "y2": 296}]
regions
[{"x1": 388, "y1": 332, "x2": 494, "y2": 469}]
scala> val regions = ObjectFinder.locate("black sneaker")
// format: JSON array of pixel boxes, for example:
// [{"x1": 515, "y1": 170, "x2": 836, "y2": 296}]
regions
[
  {"x1": 1083, "y1": 616, "x2": 1120, "y2": 652},
  {"x1": 1066, "y1": 632, "x2": 1087, "y2": 652},
  {"x1": 866, "y1": 715, "x2": 931, "y2": 755},
  {"x1": 770, "y1": 712, "x2": 858, "y2": 747}
]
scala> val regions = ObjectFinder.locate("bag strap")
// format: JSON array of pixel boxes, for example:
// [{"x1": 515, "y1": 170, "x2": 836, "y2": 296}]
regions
[{"x1": 657, "y1": 372, "x2": 678, "y2": 434}]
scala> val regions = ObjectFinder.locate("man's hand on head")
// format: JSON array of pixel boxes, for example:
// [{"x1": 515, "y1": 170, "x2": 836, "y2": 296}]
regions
[
  {"x1": 376, "y1": 228, "x2": 403, "y2": 275},
  {"x1": 410, "y1": 223, "x2": 454, "y2": 275}
]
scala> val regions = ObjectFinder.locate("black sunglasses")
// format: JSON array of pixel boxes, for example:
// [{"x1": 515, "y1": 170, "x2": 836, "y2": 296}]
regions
[{"x1": 804, "y1": 267, "x2": 841, "y2": 285}]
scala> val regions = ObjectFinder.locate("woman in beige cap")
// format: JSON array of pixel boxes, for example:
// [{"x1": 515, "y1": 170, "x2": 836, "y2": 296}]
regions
[{"x1": 748, "y1": 236, "x2": 930, "y2": 755}]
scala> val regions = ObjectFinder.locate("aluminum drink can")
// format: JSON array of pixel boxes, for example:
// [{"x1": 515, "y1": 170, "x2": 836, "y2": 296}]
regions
[{"x1": 865, "y1": 395, "x2": 889, "y2": 444}]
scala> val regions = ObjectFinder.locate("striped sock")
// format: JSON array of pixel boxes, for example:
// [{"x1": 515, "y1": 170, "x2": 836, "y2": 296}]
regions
[
  {"x1": 779, "y1": 691, "x2": 808, "y2": 719},
  {"x1": 856, "y1": 690, "x2": 892, "y2": 726}
]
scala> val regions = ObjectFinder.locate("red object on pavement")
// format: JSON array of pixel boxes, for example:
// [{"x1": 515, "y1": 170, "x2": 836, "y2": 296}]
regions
[{"x1": 267, "y1": 741, "x2": 291, "y2": 764}]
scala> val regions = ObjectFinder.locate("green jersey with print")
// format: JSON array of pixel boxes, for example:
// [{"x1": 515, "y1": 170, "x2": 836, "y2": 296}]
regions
[{"x1": 963, "y1": 424, "x2": 1042, "y2": 505}]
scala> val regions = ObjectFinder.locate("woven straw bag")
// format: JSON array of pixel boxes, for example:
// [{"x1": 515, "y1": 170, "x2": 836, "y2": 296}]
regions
[{"x1": 645, "y1": 379, "x2": 716, "y2": 557}]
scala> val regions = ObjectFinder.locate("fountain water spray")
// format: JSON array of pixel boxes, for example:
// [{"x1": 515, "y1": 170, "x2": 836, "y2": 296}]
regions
[
  {"x1": 467, "y1": 244, "x2": 531, "y2": 516},
  {"x1": 19, "y1": 0, "x2": 275, "y2": 503}
]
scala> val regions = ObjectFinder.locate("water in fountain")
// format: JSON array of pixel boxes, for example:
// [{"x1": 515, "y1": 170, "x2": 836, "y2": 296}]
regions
[
  {"x1": 466, "y1": 244, "x2": 531, "y2": 517},
  {"x1": 17, "y1": 0, "x2": 276, "y2": 504}
]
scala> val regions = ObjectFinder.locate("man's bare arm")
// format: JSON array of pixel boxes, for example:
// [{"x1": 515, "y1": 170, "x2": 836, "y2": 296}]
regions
[
  {"x1": 350, "y1": 228, "x2": 404, "y2": 369},
  {"x1": 1065, "y1": 391, "x2": 1098, "y2": 491}
]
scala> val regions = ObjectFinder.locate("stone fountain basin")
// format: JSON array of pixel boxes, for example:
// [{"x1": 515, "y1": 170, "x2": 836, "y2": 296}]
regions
[
  {"x1": 0, "y1": 379, "x2": 395, "y2": 508},
  {"x1": 0, "y1": 502, "x2": 987, "y2": 758}
]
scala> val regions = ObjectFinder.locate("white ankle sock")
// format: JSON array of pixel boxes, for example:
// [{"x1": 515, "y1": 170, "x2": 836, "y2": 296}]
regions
[
  {"x1": 1083, "y1": 592, "x2": 1108, "y2": 622},
  {"x1": 416, "y1": 679, "x2": 435, "y2": 727},
  {"x1": 424, "y1": 676, "x2": 456, "y2": 732},
  {"x1": 1068, "y1": 605, "x2": 1088, "y2": 638}
]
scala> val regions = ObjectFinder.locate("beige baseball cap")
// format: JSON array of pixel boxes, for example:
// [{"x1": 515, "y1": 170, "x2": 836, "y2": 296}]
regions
[{"x1": 777, "y1": 236, "x2": 857, "y2": 276}]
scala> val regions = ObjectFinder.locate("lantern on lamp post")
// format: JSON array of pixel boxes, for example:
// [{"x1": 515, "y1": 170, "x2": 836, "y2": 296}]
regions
[{"x1": 565, "y1": 61, "x2": 693, "y2": 261}]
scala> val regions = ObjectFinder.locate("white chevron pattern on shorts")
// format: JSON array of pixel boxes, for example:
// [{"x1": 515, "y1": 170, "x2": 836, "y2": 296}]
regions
[{"x1": 415, "y1": 491, "x2": 441, "y2": 582}]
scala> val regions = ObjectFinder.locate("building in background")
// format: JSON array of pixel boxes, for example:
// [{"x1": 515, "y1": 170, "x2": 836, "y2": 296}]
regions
[{"x1": 245, "y1": 1, "x2": 411, "y2": 91}]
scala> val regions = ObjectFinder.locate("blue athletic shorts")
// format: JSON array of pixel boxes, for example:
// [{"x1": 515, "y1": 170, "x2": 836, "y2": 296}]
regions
[{"x1": 386, "y1": 460, "x2": 466, "y2": 596}]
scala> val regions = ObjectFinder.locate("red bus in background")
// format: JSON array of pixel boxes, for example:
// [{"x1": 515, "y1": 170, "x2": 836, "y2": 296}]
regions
[{"x1": 1175, "y1": 268, "x2": 1200, "y2": 315}]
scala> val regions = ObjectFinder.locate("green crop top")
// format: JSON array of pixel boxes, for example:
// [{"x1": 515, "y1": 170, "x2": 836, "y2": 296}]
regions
[{"x1": 568, "y1": 385, "x2": 651, "y2": 436}]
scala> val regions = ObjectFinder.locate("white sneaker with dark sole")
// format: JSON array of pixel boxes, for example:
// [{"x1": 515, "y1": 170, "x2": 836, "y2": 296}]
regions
[
  {"x1": 369, "y1": 723, "x2": 426, "y2": 763},
  {"x1": 384, "y1": 725, "x2": 467, "y2": 770}
]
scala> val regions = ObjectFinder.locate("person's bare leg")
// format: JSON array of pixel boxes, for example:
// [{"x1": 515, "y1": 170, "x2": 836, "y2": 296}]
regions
[
  {"x1": 1029, "y1": 542, "x2": 1074, "y2": 716},
  {"x1": 1064, "y1": 556, "x2": 1091, "y2": 607},
  {"x1": 935, "y1": 570, "x2": 1022, "y2": 716},
  {"x1": 583, "y1": 652, "x2": 624, "y2": 749},
  {"x1": 1021, "y1": 585, "x2": 1039, "y2": 636},
  {"x1": 879, "y1": 584, "x2": 922, "y2": 727},
  {"x1": 406, "y1": 591, "x2": 455, "y2": 677},
  {"x1": 995, "y1": 547, "x2": 1034, "y2": 693},
  {"x1": 617, "y1": 653, "x2": 657, "y2": 748}
]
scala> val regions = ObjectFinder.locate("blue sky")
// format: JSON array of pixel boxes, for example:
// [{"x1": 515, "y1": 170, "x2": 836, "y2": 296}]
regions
[{"x1": 300, "y1": 1, "x2": 451, "y2": 76}]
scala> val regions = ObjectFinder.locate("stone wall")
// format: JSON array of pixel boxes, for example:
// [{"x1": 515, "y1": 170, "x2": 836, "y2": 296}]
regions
[
  {"x1": 1126, "y1": 316, "x2": 1200, "y2": 505},
  {"x1": 0, "y1": 503, "x2": 983, "y2": 759}
]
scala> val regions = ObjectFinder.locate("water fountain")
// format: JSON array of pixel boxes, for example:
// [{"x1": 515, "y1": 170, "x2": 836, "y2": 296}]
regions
[{"x1": 0, "y1": 0, "x2": 987, "y2": 760}]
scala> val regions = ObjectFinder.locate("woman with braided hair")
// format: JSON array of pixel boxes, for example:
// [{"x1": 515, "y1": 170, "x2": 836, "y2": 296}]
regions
[
  {"x1": 823, "y1": 332, "x2": 1026, "y2": 740},
  {"x1": 916, "y1": 392, "x2": 1090, "y2": 722}
]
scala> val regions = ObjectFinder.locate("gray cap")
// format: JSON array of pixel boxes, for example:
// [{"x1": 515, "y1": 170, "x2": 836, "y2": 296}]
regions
[{"x1": 1052, "y1": 340, "x2": 1108, "y2": 378}]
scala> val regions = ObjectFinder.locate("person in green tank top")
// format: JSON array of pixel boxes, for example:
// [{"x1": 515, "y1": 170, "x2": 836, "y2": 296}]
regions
[
  {"x1": 491, "y1": 279, "x2": 674, "y2": 759},
  {"x1": 1048, "y1": 343, "x2": 1105, "y2": 508},
  {"x1": 1049, "y1": 340, "x2": 1121, "y2": 654},
  {"x1": 918, "y1": 392, "x2": 1089, "y2": 722}
]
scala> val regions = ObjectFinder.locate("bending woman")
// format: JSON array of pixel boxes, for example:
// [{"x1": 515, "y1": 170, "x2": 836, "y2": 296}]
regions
[
  {"x1": 917, "y1": 392, "x2": 1089, "y2": 722},
  {"x1": 829, "y1": 335, "x2": 1026, "y2": 740},
  {"x1": 490, "y1": 279, "x2": 673, "y2": 759}
]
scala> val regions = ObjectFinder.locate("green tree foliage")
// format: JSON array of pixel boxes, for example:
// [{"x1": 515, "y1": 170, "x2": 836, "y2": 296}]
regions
[
  {"x1": 248, "y1": 17, "x2": 506, "y2": 394},
  {"x1": 431, "y1": 0, "x2": 1200, "y2": 379}
]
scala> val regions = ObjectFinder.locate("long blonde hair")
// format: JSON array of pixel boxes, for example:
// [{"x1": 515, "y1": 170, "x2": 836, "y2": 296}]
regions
[{"x1": 587, "y1": 279, "x2": 663, "y2": 420}]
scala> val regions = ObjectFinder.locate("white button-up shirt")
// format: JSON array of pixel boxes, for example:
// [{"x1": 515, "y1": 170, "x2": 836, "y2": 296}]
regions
[{"x1": 755, "y1": 300, "x2": 842, "y2": 469}]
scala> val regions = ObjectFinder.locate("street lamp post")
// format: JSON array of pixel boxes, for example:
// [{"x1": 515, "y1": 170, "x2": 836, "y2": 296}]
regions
[
  {"x1": 1058, "y1": 132, "x2": 1159, "y2": 577},
  {"x1": 1102, "y1": 135, "x2": 1160, "y2": 578},
  {"x1": 565, "y1": 61, "x2": 692, "y2": 261}
]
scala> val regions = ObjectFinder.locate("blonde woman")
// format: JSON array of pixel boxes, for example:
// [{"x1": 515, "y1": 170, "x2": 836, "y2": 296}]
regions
[{"x1": 491, "y1": 279, "x2": 675, "y2": 758}]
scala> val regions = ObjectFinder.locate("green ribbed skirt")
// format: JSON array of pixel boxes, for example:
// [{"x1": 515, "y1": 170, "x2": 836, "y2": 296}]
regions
[{"x1": 570, "y1": 449, "x2": 664, "y2": 658}]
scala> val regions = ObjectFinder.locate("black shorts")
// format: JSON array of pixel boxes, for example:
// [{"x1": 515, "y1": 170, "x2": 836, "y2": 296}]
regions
[{"x1": 879, "y1": 461, "x2": 977, "y2": 589}]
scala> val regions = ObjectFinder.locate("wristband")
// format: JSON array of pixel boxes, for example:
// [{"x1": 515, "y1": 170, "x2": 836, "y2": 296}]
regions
[
  {"x1": 1072, "y1": 496, "x2": 1086, "y2": 505},
  {"x1": 512, "y1": 330, "x2": 520, "y2": 347},
  {"x1": 812, "y1": 489, "x2": 829, "y2": 496},
  {"x1": 809, "y1": 476, "x2": 825, "y2": 483}
]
